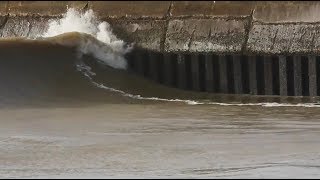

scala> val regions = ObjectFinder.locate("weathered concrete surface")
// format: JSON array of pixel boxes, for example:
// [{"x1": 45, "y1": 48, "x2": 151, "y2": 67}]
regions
[
  {"x1": 1, "y1": 16, "x2": 52, "y2": 38},
  {"x1": 107, "y1": 19, "x2": 166, "y2": 51},
  {"x1": 7, "y1": 1, "x2": 87, "y2": 17},
  {"x1": 165, "y1": 18, "x2": 248, "y2": 53},
  {"x1": 171, "y1": 1, "x2": 254, "y2": 17},
  {"x1": 1, "y1": 1, "x2": 320, "y2": 54},
  {"x1": 247, "y1": 23, "x2": 320, "y2": 54},
  {"x1": 0, "y1": 15, "x2": 7, "y2": 30},
  {"x1": 253, "y1": 1, "x2": 320, "y2": 23},
  {"x1": 0, "y1": 1, "x2": 8, "y2": 16},
  {"x1": 247, "y1": 2, "x2": 320, "y2": 55},
  {"x1": 89, "y1": 1, "x2": 171, "y2": 19}
]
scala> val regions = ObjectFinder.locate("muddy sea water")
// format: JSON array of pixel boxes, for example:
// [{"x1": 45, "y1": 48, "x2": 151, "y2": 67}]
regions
[{"x1": 0, "y1": 41, "x2": 320, "y2": 179}]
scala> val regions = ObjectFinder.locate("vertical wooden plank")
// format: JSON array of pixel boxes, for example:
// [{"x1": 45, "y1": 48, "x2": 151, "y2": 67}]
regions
[
  {"x1": 177, "y1": 54, "x2": 187, "y2": 90},
  {"x1": 148, "y1": 52, "x2": 159, "y2": 82},
  {"x1": 293, "y1": 56, "x2": 302, "y2": 96},
  {"x1": 134, "y1": 51, "x2": 144, "y2": 76},
  {"x1": 308, "y1": 55, "x2": 317, "y2": 96},
  {"x1": 163, "y1": 53, "x2": 174, "y2": 86},
  {"x1": 126, "y1": 52, "x2": 135, "y2": 73},
  {"x1": 248, "y1": 55, "x2": 257, "y2": 95},
  {"x1": 191, "y1": 54, "x2": 200, "y2": 91},
  {"x1": 233, "y1": 55, "x2": 243, "y2": 94},
  {"x1": 205, "y1": 54, "x2": 214, "y2": 92},
  {"x1": 264, "y1": 56, "x2": 273, "y2": 95},
  {"x1": 279, "y1": 55, "x2": 288, "y2": 96},
  {"x1": 219, "y1": 55, "x2": 228, "y2": 93}
]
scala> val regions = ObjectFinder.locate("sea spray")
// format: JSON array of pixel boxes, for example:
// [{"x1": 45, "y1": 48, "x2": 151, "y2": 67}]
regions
[{"x1": 42, "y1": 8, "x2": 132, "y2": 69}]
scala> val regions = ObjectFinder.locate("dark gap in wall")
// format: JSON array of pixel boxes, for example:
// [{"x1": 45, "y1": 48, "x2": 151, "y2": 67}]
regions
[
  {"x1": 241, "y1": 55, "x2": 249, "y2": 94},
  {"x1": 185, "y1": 54, "x2": 192, "y2": 90},
  {"x1": 301, "y1": 56, "x2": 309, "y2": 96},
  {"x1": 198, "y1": 54, "x2": 206, "y2": 92},
  {"x1": 317, "y1": 56, "x2": 320, "y2": 96},
  {"x1": 256, "y1": 56, "x2": 265, "y2": 95},
  {"x1": 171, "y1": 53, "x2": 178, "y2": 88},
  {"x1": 212, "y1": 54, "x2": 220, "y2": 93},
  {"x1": 125, "y1": 51, "x2": 135, "y2": 73},
  {"x1": 158, "y1": 53, "x2": 164, "y2": 84},
  {"x1": 272, "y1": 56, "x2": 280, "y2": 95},
  {"x1": 154, "y1": 52, "x2": 161, "y2": 83},
  {"x1": 286, "y1": 56, "x2": 294, "y2": 96},
  {"x1": 226, "y1": 55, "x2": 234, "y2": 94},
  {"x1": 176, "y1": 53, "x2": 187, "y2": 90},
  {"x1": 142, "y1": 50, "x2": 149, "y2": 77}
]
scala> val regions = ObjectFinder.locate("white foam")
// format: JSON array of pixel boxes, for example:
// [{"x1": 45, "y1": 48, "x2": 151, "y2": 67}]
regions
[
  {"x1": 42, "y1": 8, "x2": 132, "y2": 70},
  {"x1": 90, "y1": 78, "x2": 320, "y2": 108},
  {"x1": 75, "y1": 63, "x2": 320, "y2": 108}
]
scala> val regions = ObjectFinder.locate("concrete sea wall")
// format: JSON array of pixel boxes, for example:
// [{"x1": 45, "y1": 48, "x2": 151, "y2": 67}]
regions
[{"x1": 1, "y1": 1, "x2": 320, "y2": 55}]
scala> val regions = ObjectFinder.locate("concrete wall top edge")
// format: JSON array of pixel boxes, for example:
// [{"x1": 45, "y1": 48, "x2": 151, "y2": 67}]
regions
[
  {"x1": 171, "y1": 1, "x2": 254, "y2": 17},
  {"x1": 89, "y1": 1, "x2": 171, "y2": 19},
  {"x1": 7, "y1": 1, "x2": 88, "y2": 16},
  {"x1": 0, "y1": 1, "x2": 8, "y2": 16},
  {"x1": 3, "y1": 1, "x2": 256, "y2": 19},
  {"x1": 253, "y1": 1, "x2": 320, "y2": 23},
  {"x1": 3, "y1": 1, "x2": 320, "y2": 23}
]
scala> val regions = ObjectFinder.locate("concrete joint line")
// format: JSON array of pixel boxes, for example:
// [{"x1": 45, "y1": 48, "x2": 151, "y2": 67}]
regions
[
  {"x1": 242, "y1": 8, "x2": 254, "y2": 53},
  {"x1": 0, "y1": 13, "x2": 9, "y2": 29},
  {"x1": 160, "y1": 1, "x2": 173, "y2": 52},
  {"x1": 188, "y1": 28, "x2": 196, "y2": 51}
]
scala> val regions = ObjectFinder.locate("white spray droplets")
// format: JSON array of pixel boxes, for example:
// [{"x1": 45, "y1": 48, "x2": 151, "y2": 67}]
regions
[{"x1": 43, "y1": 8, "x2": 132, "y2": 70}]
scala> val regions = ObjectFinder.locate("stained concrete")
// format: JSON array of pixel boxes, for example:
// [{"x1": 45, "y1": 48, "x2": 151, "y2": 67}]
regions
[
  {"x1": 165, "y1": 18, "x2": 248, "y2": 53},
  {"x1": 0, "y1": 2, "x2": 8, "y2": 16},
  {"x1": 7, "y1": 1, "x2": 87, "y2": 17},
  {"x1": 1, "y1": 1, "x2": 320, "y2": 54},
  {"x1": 170, "y1": 1, "x2": 253, "y2": 17},
  {"x1": 0, "y1": 16, "x2": 52, "y2": 38},
  {"x1": 253, "y1": 2, "x2": 320, "y2": 23},
  {"x1": 107, "y1": 19, "x2": 166, "y2": 51},
  {"x1": 247, "y1": 23, "x2": 320, "y2": 55},
  {"x1": 89, "y1": 1, "x2": 171, "y2": 19}
]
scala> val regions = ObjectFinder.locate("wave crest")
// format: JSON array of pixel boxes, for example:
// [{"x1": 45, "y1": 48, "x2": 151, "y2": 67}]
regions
[{"x1": 42, "y1": 8, "x2": 132, "y2": 70}]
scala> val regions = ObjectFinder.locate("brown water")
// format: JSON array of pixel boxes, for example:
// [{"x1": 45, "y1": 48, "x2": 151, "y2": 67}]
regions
[{"x1": 0, "y1": 40, "x2": 320, "y2": 178}]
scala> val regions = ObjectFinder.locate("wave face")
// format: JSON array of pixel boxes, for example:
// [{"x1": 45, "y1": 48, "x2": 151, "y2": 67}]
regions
[
  {"x1": 0, "y1": 8, "x2": 207, "y2": 107},
  {"x1": 41, "y1": 8, "x2": 132, "y2": 70}
]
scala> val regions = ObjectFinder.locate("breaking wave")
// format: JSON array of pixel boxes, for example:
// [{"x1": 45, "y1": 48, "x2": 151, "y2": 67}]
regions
[
  {"x1": 0, "y1": 8, "x2": 320, "y2": 108},
  {"x1": 41, "y1": 8, "x2": 132, "y2": 70}
]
